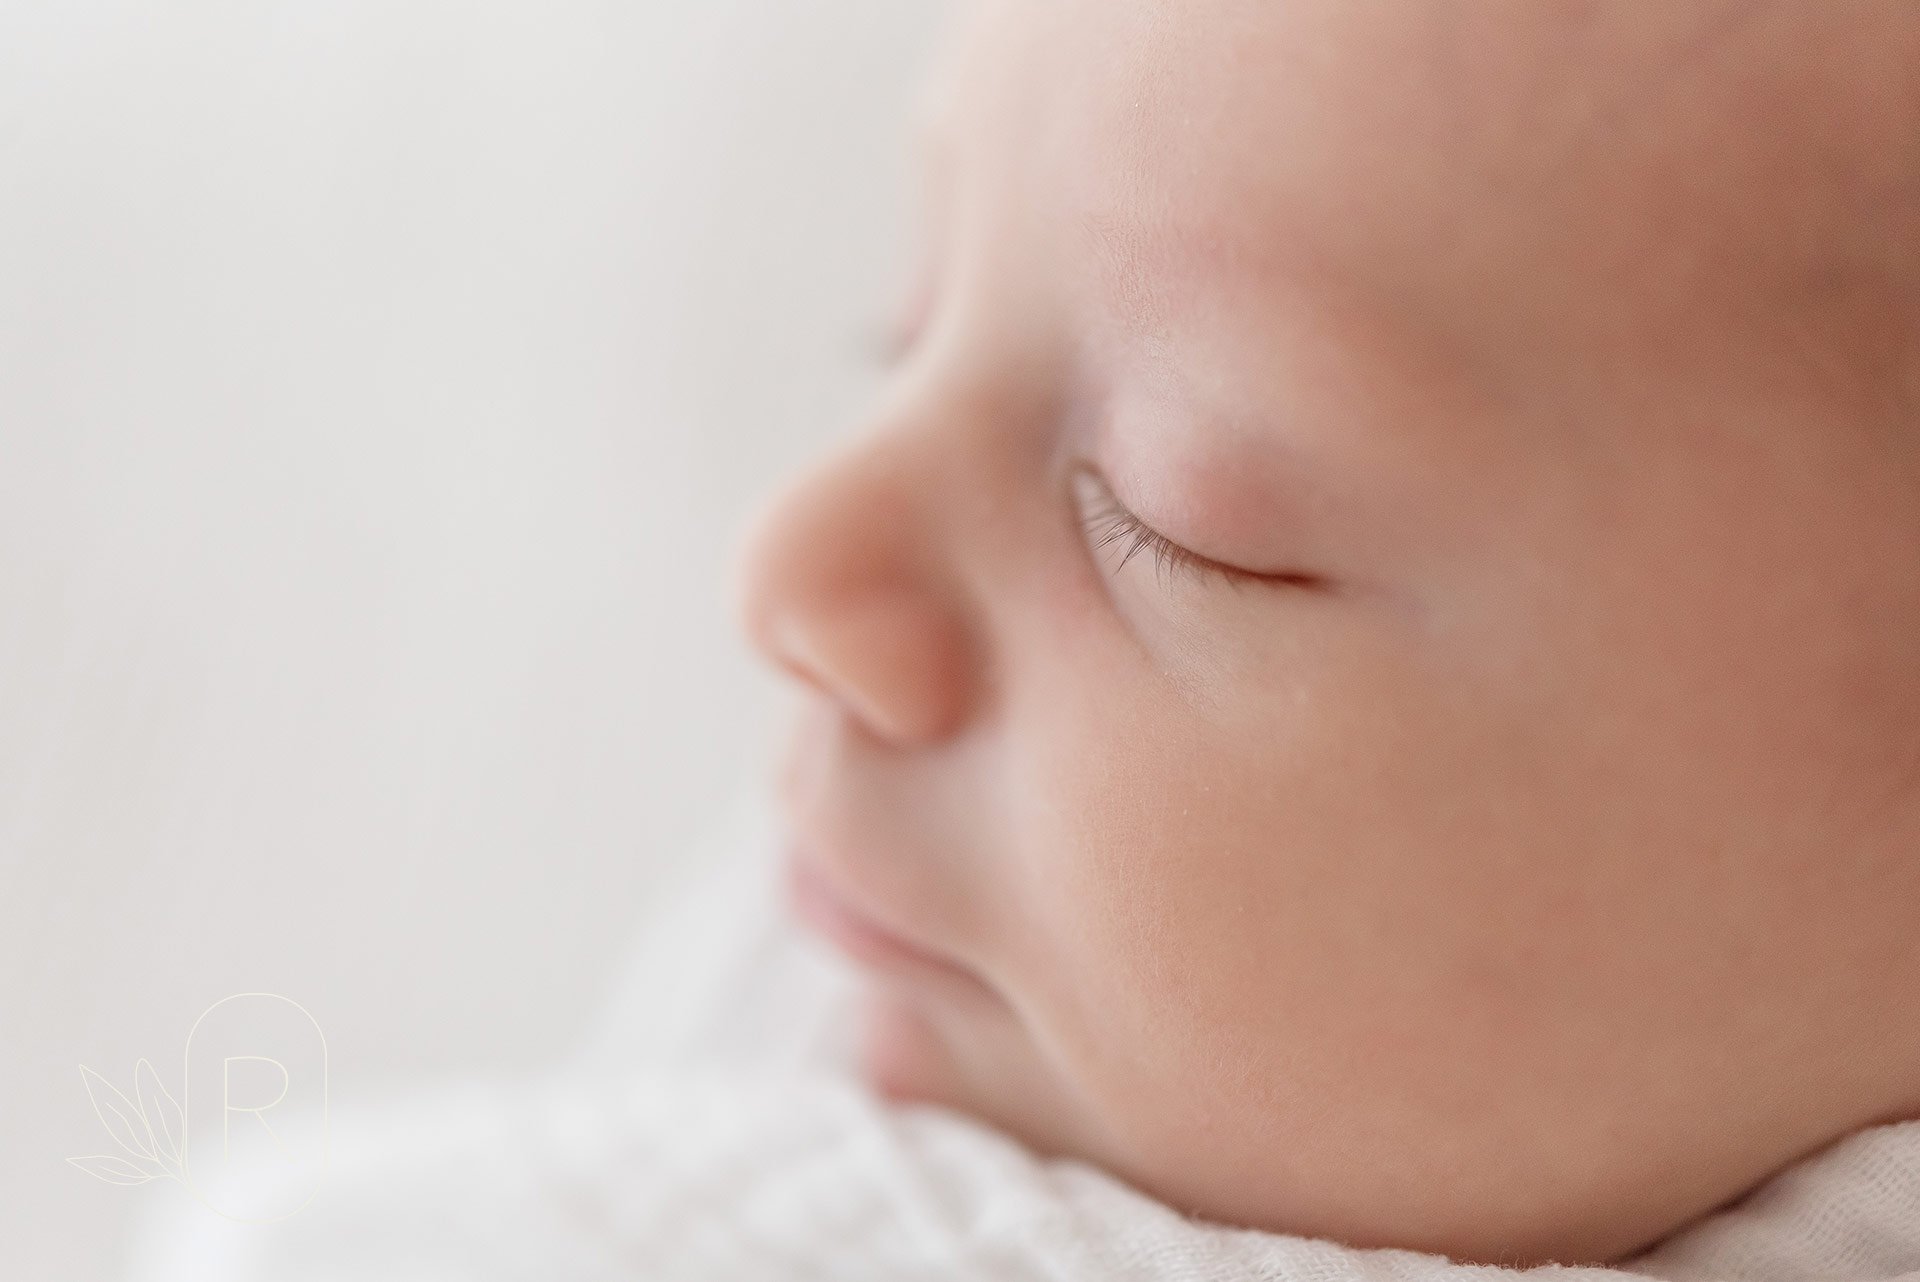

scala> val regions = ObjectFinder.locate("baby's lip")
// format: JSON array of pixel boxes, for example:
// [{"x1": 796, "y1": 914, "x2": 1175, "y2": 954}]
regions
[{"x1": 783, "y1": 841, "x2": 988, "y2": 990}]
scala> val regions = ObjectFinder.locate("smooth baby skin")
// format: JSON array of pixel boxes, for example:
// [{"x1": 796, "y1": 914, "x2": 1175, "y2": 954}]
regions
[{"x1": 740, "y1": 1, "x2": 1920, "y2": 1267}]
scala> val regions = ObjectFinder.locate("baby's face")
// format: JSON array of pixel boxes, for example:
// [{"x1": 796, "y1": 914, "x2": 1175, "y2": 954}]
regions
[{"x1": 740, "y1": 0, "x2": 1920, "y2": 1268}]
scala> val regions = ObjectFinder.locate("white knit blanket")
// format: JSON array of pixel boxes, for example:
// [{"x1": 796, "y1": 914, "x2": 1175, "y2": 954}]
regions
[{"x1": 128, "y1": 798, "x2": 1920, "y2": 1281}]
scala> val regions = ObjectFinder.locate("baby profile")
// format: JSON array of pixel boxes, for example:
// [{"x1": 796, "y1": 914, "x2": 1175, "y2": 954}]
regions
[{"x1": 736, "y1": 0, "x2": 1920, "y2": 1269}]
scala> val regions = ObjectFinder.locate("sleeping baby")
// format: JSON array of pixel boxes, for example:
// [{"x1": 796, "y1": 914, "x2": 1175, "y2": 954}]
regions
[
  {"x1": 130, "y1": 2, "x2": 1920, "y2": 1278},
  {"x1": 735, "y1": 0, "x2": 1920, "y2": 1270}
]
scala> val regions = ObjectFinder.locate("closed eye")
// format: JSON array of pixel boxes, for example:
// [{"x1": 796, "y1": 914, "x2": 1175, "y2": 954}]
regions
[{"x1": 1074, "y1": 467, "x2": 1327, "y2": 594}]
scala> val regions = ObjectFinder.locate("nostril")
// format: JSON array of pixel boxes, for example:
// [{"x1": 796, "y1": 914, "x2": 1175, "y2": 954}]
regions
[
  {"x1": 728, "y1": 444, "x2": 974, "y2": 747},
  {"x1": 743, "y1": 593, "x2": 827, "y2": 698},
  {"x1": 757, "y1": 597, "x2": 968, "y2": 748},
  {"x1": 744, "y1": 592, "x2": 849, "y2": 707},
  {"x1": 762, "y1": 613, "x2": 829, "y2": 693},
  {"x1": 732, "y1": 499, "x2": 813, "y2": 673}
]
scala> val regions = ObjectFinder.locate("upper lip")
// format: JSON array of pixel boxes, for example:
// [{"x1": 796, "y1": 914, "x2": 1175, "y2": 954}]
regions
[{"x1": 774, "y1": 709, "x2": 995, "y2": 992}]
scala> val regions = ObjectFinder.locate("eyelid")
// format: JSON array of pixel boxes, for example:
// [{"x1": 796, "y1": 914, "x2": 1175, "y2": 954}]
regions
[
  {"x1": 1073, "y1": 467, "x2": 1252, "y2": 591},
  {"x1": 1072, "y1": 466, "x2": 1326, "y2": 593}
]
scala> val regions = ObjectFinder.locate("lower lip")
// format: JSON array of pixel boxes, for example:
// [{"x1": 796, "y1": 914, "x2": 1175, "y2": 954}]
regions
[{"x1": 784, "y1": 848, "x2": 971, "y2": 980}]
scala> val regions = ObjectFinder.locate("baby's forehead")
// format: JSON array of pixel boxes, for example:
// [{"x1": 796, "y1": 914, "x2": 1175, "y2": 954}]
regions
[
  {"x1": 933, "y1": 0, "x2": 1918, "y2": 415},
  {"x1": 938, "y1": 3, "x2": 1913, "y2": 169}
]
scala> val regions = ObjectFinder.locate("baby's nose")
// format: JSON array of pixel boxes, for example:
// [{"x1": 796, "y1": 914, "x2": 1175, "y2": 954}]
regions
[{"x1": 733, "y1": 433, "x2": 977, "y2": 747}]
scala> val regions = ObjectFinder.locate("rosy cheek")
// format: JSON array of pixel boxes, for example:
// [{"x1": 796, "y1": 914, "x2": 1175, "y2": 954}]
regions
[{"x1": 1020, "y1": 723, "x2": 1254, "y2": 1019}]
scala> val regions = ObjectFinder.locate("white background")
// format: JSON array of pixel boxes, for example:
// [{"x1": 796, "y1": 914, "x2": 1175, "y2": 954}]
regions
[{"x1": 0, "y1": 3, "x2": 947, "y2": 1275}]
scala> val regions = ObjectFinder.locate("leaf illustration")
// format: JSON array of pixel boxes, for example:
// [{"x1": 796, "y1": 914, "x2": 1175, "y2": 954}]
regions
[
  {"x1": 134, "y1": 1059, "x2": 184, "y2": 1172},
  {"x1": 67, "y1": 1154, "x2": 159, "y2": 1186},
  {"x1": 78, "y1": 1064, "x2": 156, "y2": 1162}
]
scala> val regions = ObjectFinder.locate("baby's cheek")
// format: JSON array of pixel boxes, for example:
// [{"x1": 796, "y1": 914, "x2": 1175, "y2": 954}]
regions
[
  {"x1": 1008, "y1": 648, "x2": 1605, "y2": 1212},
  {"x1": 1010, "y1": 677, "x2": 1356, "y2": 1132},
  {"x1": 1009, "y1": 732, "x2": 1364, "y2": 1217}
]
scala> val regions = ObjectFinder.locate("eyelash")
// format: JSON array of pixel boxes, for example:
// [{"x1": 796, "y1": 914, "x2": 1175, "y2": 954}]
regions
[
  {"x1": 1076, "y1": 470, "x2": 1280, "y2": 593},
  {"x1": 857, "y1": 314, "x2": 1318, "y2": 595}
]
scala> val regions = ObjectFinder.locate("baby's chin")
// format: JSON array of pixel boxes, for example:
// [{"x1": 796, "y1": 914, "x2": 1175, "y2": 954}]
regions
[
  {"x1": 851, "y1": 983, "x2": 1039, "y2": 1131},
  {"x1": 852, "y1": 985, "x2": 957, "y2": 1105},
  {"x1": 849, "y1": 980, "x2": 1104, "y2": 1166},
  {"x1": 856, "y1": 982, "x2": 1006, "y2": 1120}
]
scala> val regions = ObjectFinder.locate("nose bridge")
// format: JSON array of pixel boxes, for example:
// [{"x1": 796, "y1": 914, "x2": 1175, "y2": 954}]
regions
[{"x1": 736, "y1": 412, "x2": 983, "y2": 746}]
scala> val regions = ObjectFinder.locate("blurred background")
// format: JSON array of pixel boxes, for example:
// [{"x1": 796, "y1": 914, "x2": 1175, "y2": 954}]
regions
[{"x1": 0, "y1": 2, "x2": 947, "y2": 1275}]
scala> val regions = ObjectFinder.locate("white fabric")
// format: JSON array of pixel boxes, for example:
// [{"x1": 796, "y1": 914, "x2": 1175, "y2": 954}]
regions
[{"x1": 127, "y1": 793, "x2": 1920, "y2": 1281}]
